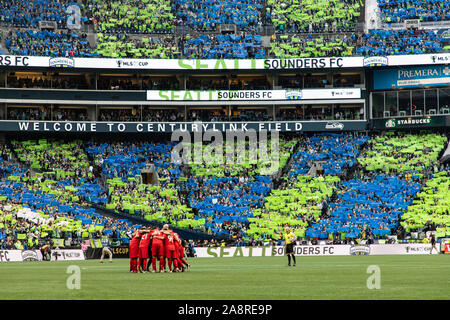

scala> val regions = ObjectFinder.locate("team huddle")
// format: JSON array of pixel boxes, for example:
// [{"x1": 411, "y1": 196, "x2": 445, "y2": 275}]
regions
[{"x1": 129, "y1": 224, "x2": 190, "y2": 273}]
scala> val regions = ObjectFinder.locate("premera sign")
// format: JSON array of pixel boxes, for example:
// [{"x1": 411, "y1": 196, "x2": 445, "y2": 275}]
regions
[
  {"x1": 373, "y1": 65, "x2": 450, "y2": 90},
  {"x1": 146, "y1": 89, "x2": 361, "y2": 101}
]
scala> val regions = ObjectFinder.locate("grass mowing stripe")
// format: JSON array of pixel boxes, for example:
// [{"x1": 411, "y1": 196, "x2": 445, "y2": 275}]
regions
[{"x1": 0, "y1": 256, "x2": 448, "y2": 300}]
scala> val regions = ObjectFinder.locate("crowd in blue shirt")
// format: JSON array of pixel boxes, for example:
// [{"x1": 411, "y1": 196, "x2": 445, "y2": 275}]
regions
[
  {"x1": 5, "y1": 30, "x2": 91, "y2": 57},
  {"x1": 84, "y1": 141, "x2": 182, "y2": 185},
  {"x1": 172, "y1": 0, "x2": 266, "y2": 31},
  {"x1": 306, "y1": 175, "x2": 421, "y2": 239},
  {"x1": 182, "y1": 33, "x2": 265, "y2": 59},
  {"x1": 357, "y1": 29, "x2": 444, "y2": 56},
  {"x1": 0, "y1": 0, "x2": 83, "y2": 28},
  {"x1": 290, "y1": 133, "x2": 370, "y2": 177},
  {"x1": 378, "y1": 0, "x2": 450, "y2": 24},
  {"x1": 186, "y1": 176, "x2": 272, "y2": 237}
]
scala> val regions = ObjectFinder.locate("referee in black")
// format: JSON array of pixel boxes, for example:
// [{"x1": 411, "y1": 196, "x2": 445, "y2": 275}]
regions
[
  {"x1": 430, "y1": 234, "x2": 438, "y2": 254},
  {"x1": 284, "y1": 227, "x2": 297, "y2": 266}
]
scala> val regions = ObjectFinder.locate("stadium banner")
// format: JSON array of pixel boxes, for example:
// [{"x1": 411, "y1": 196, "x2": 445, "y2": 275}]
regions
[
  {"x1": 445, "y1": 243, "x2": 450, "y2": 254},
  {"x1": 0, "y1": 120, "x2": 367, "y2": 133},
  {"x1": 0, "y1": 53, "x2": 449, "y2": 70},
  {"x1": 195, "y1": 245, "x2": 352, "y2": 258},
  {"x1": 373, "y1": 65, "x2": 450, "y2": 90},
  {"x1": 0, "y1": 249, "x2": 85, "y2": 262},
  {"x1": 194, "y1": 244, "x2": 441, "y2": 257},
  {"x1": 368, "y1": 244, "x2": 440, "y2": 255},
  {"x1": 372, "y1": 116, "x2": 448, "y2": 129},
  {"x1": 50, "y1": 249, "x2": 85, "y2": 261},
  {"x1": 146, "y1": 89, "x2": 361, "y2": 101},
  {"x1": 0, "y1": 250, "x2": 43, "y2": 262},
  {"x1": 84, "y1": 247, "x2": 130, "y2": 259}
]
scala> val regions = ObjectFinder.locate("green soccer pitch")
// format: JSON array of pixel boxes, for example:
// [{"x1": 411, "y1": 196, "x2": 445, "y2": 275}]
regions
[{"x1": 0, "y1": 255, "x2": 448, "y2": 300}]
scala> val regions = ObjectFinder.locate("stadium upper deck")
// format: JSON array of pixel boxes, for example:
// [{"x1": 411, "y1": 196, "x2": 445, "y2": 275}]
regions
[{"x1": 0, "y1": 0, "x2": 448, "y2": 59}]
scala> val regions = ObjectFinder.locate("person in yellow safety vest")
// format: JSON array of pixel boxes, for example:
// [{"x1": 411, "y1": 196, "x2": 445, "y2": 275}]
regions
[{"x1": 284, "y1": 227, "x2": 297, "y2": 267}]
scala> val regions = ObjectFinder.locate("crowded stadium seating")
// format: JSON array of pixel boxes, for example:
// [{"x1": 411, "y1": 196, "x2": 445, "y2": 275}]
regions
[
  {"x1": 269, "y1": 33, "x2": 358, "y2": 58},
  {"x1": 87, "y1": 0, "x2": 175, "y2": 34},
  {"x1": 306, "y1": 175, "x2": 421, "y2": 239},
  {"x1": 0, "y1": 0, "x2": 83, "y2": 28},
  {"x1": 250, "y1": 175, "x2": 340, "y2": 241},
  {"x1": 289, "y1": 133, "x2": 370, "y2": 176},
  {"x1": 0, "y1": 131, "x2": 449, "y2": 248},
  {"x1": 1, "y1": 0, "x2": 449, "y2": 58},
  {"x1": 358, "y1": 133, "x2": 447, "y2": 174},
  {"x1": 268, "y1": 0, "x2": 362, "y2": 33},
  {"x1": 0, "y1": 139, "x2": 142, "y2": 249},
  {"x1": 172, "y1": 0, "x2": 266, "y2": 31},
  {"x1": 401, "y1": 171, "x2": 449, "y2": 235},
  {"x1": 358, "y1": 29, "x2": 445, "y2": 55},
  {"x1": 377, "y1": 0, "x2": 450, "y2": 24},
  {"x1": 182, "y1": 33, "x2": 265, "y2": 59},
  {"x1": 5, "y1": 30, "x2": 91, "y2": 57}
]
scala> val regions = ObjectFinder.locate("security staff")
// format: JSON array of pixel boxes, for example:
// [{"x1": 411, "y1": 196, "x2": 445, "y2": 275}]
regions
[{"x1": 284, "y1": 227, "x2": 297, "y2": 266}]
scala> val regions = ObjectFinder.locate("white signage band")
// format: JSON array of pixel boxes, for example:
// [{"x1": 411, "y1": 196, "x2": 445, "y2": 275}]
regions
[
  {"x1": 146, "y1": 89, "x2": 361, "y2": 101},
  {"x1": 0, "y1": 53, "x2": 449, "y2": 70}
]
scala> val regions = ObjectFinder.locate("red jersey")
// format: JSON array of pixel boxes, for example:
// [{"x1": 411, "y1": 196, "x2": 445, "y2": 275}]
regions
[
  {"x1": 139, "y1": 232, "x2": 151, "y2": 248},
  {"x1": 152, "y1": 230, "x2": 164, "y2": 245},
  {"x1": 129, "y1": 233, "x2": 141, "y2": 248},
  {"x1": 164, "y1": 231, "x2": 176, "y2": 250},
  {"x1": 173, "y1": 232, "x2": 181, "y2": 248}
]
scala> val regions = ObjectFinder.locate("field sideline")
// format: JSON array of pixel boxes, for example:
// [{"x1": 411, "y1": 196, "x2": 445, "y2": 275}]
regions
[{"x1": 0, "y1": 255, "x2": 448, "y2": 300}]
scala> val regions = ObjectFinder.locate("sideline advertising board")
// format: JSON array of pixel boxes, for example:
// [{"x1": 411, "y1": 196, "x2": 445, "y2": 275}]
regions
[
  {"x1": 0, "y1": 249, "x2": 85, "y2": 262},
  {"x1": 194, "y1": 243, "x2": 441, "y2": 258}
]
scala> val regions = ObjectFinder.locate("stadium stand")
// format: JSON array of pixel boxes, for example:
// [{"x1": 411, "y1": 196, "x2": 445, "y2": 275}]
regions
[
  {"x1": 94, "y1": 33, "x2": 180, "y2": 58},
  {"x1": 0, "y1": 139, "x2": 141, "y2": 249},
  {"x1": 357, "y1": 29, "x2": 445, "y2": 55},
  {"x1": 269, "y1": 33, "x2": 358, "y2": 58},
  {"x1": 289, "y1": 133, "x2": 370, "y2": 177},
  {"x1": 401, "y1": 171, "x2": 449, "y2": 236},
  {"x1": 268, "y1": 0, "x2": 363, "y2": 33},
  {"x1": 87, "y1": 0, "x2": 175, "y2": 34},
  {"x1": 251, "y1": 175, "x2": 340, "y2": 241},
  {"x1": 358, "y1": 133, "x2": 447, "y2": 175},
  {"x1": 172, "y1": 0, "x2": 267, "y2": 31},
  {"x1": 306, "y1": 174, "x2": 421, "y2": 239},
  {"x1": 377, "y1": 0, "x2": 450, "y2": 24},
  {"x1": 5, "y1": 30, "x2": 91, "y2": 57},
  {"x1": 0, "y1": 0, "x2": 83, "y2": 28},
  {"x1": 181, "y1": 33, "x2": 265, "y2": 59}
]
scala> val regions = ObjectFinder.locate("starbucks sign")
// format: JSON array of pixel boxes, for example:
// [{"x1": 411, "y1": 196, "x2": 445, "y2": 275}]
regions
[{"x1": 377, "y1": 116, "x2": 446, "y2": 129}]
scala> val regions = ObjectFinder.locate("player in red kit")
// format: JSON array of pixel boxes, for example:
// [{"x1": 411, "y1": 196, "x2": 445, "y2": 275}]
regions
[
  {"x1": 151, "y1": 227, "x2": 165, "y2": 273},
  {"x1": 175, "y1": 234, "x2": 190, "y2": 271},
  {"x1": 138, "y1": 228, "x2": 152, "y2": 273},
  {"x1": 162, "y1": 224, "x2": 177, "y2": 272},
  {"x1": 129, "y1": 229, "x2": 143, "y2": 273}
]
